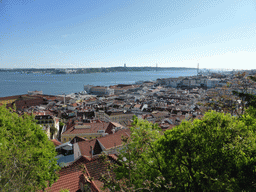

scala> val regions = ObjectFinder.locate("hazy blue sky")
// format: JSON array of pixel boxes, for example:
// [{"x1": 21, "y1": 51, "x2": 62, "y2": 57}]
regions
[{"x1": 1, "y1": 0, "x2": 256, "y2": 69}]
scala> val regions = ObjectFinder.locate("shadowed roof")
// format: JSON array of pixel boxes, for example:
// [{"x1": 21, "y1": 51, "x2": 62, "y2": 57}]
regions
[{"x1": 45, "y1": 155, "x2": 116, "y2": 192}]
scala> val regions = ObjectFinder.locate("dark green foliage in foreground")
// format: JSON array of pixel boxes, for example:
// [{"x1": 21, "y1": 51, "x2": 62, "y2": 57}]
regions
[
  {"x1": 102, "y1": 112, "x2": 256, "y2": 191},
  {"x1": 0, "y1": 105, "x2": 60, "y2": 192},
  {"x1": 159, "y1": 111, "x2": 256, "y2": 191}
]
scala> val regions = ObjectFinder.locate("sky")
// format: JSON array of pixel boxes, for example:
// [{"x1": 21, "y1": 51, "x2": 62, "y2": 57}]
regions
[{"x1": 1, "y1": 0, "x2": 256, "y2": 70}]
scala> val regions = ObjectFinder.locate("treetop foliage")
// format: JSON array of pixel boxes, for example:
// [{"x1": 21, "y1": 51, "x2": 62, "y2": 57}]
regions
[
  {"x1": 0, "y1": 105, "x2": 60, "y2": 192},
  {"x1": 102, "y1": 111, "x2": 256, "y2": 191},
  {"x1": 158, "y1": 111, "x2": 256, "y2": 191}
]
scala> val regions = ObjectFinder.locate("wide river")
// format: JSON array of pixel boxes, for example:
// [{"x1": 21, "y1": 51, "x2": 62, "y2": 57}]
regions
[{"x1": 0, "y1": 69, "x2": 197, "y2": 97}]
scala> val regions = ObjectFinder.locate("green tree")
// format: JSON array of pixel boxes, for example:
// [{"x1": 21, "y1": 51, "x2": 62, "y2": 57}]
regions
[
  {"x1": 50, "y1": 125, "x2": 58, "y2": 139},
  {"x1": 59, "y1": 121, "x2": 65, "y2": 128},
  {"x1": 157, "y1": 111, "x2": 256, "y2": 191},
  {"x1": 101, "y1": 116, "x2": 168, "y2": 191},
  {"x1": 102, "y1": 112, "x2": 256, "y2": 191},
  {"x1": 0, "y1": 105, "x2": 60, "y2": 192}
]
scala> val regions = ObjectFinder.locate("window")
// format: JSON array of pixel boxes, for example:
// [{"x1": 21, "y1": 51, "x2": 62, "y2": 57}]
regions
[{"x1": 64, "y1": 138, "x2": 66, "y2": 142}]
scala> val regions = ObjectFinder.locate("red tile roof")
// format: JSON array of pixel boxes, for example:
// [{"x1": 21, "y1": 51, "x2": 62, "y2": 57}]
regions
[
  {"x1": 105, "y1": 122, "x2": 124, "y2": 134},
  {"x1": 62, "y1": 122, "x2": 111, "y2": 135},
  {"x1": 78, "y1": 139, "x2": 97, "y2": 157},
  {"x1": 133, "y1": 104, "x2": 141, "y2": 109},
  {"x1": 63, "y1": 121, "x2": 124, "y2": 136},
  {"x1": 45, "y1": 155, "x2": 115, "y2": 192},
  {"x1": 51, "y1": 139, "x2": 62, "y2": 147},
  {"x1": 45, "y1": 156, "x2": 88, "y2": 192},
  {"x1": 70, "y1": 136, "x2": 88, "y2": 144},
  {"x1": 97, "y1": 129, "x2": 131, "y2": 150},
  {"x1": 76, "y1": 129, "x2": 131, "y2": 157},
  {"x1": 65, "y1": 119, "x2": 76, "y2": 131}
]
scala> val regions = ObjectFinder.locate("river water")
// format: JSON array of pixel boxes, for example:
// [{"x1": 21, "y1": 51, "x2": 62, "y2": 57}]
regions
[{"x1": 0, "y1": 69, "x2": 197, "y2": 97}]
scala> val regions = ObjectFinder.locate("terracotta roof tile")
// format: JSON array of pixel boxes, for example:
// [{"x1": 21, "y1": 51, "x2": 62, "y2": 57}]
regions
[
  {"x1": 105, "y1": 122, "x2": 124, "y2": 134},
  {"x1": 45, "y1": 156, "x2": 88, "y2": 192},
  {"x1": 70, "y1": 136, "x2": 88, "y2": 144},
  {"x1": 76, "y1": 129, "x2": 130, "y2": 157},
  {"x1": 51, "y1": 139, "x2": 62, "y2": 147},
  {"x1": 45, "y1": 155, "x2": 115, "y2": 192},
  {"x1": 133, "y1": 104, "x2": 141, "y2": 109},
  {"x1": 63, "y1": 122, "x2": 110, "y2": 135},
  {"x1": 78, "y1": 139, "x2": 97, "y2": 157},
  {"x1": 97, "y1": 129, "x2": 130, "y2": 150}
]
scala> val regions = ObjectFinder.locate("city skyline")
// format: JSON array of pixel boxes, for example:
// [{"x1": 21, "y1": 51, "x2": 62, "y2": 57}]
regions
[{"x1": 1, "y1": 0, "x2": 256, "y2": 70}]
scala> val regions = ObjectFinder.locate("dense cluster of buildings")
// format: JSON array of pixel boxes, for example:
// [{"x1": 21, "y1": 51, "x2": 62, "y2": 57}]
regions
[{"x1": 1, "y1": 71, "x2": 256, "y2": 191}]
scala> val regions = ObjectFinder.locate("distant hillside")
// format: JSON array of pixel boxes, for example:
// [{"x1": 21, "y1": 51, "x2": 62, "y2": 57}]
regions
[{"x1": 0, "y1": 67, "x2": 196, "y2": 74}]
